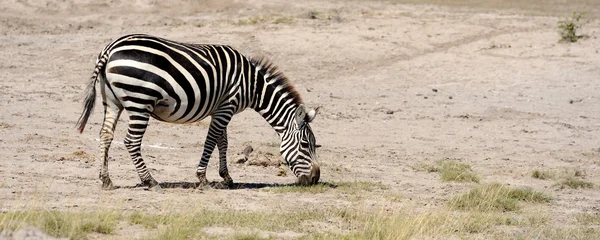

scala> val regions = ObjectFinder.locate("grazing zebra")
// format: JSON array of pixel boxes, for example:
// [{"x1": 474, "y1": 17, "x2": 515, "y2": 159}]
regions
[{"x1": 76, "y1": 34, "x2": 320, "y2": 190}]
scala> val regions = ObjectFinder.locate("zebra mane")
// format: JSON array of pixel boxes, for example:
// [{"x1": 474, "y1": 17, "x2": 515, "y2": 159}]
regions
[{"x1": 250, "y1": 56, "x2": 303, "y2": 105}]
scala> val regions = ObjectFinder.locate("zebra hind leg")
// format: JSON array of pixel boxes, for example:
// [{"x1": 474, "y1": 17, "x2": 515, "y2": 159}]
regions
[
  {"x1": 99, "y1": 102, "x2": 122, "y2": 190},
  {"x1": 124, "y1": 113, "x2": 161, "y2": 191},
  {"x1": 217, "y1": 129, "x2": 234, "y2": 189}
]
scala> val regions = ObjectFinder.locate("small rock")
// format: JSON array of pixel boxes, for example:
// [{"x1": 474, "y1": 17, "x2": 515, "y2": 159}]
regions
[
  {"x1": 423, "y1": 96, "x2": 428, "y2": 99},
  {"x1": 236, "y1": 146, "x2": 253, "y2": 164},
  {"x1": 243, "y1": 146, "x2": 254, "y2": 156},
  {"x1": 448, "y1": 96, "x2": 453, "y2": 99},
  {"x1": 385, "y1": 110, "x2": 394, "y2": 114},
  {"x1": 432, "y1": 88, "x2": 438, "y2": 92}
]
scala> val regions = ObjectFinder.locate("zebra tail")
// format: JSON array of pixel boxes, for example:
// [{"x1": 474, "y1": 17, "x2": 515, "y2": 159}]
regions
[{"x1": 76, "y1": 54, "x2": 108, "y2": 133}]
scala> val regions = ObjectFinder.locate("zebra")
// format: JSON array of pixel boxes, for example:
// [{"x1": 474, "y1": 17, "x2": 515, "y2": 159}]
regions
[{"x1": 76, "y1": 34, "x2": 320, "y2": 190}]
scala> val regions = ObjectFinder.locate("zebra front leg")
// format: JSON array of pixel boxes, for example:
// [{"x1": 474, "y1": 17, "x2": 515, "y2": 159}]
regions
[
  {"x1": 196, "y1": 109, "x2": 233, "y2": 189},
  {"x1": 217, "y1": 129, "x2": 234, "y2": 188},
  {"x1": 98, "y1": 102, "x2": 122, "y2": 190},
  {"x1": 124, "y1": 113, "x2": 161, "y2": 191}
]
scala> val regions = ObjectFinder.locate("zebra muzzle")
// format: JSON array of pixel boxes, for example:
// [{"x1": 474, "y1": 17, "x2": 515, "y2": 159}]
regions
[{"x1": 297, "y1": 163, "x2": 320, "y2": 186}]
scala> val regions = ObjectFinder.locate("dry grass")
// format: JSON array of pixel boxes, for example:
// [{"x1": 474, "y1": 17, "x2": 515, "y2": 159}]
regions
[
  {"x1": 558, "y1": 177, "x2": 595, "y2": 189},
  {"x1": 531, "y1": 169, "x2": 555, "y2": 180},
  {"x1": 304, "y1": 210, "x2": 551, "y2": 239},
  {"x1": 577, "y1": 213, "x2": 600, "y2": 225},
  {"x1": 449, "y1": 183, "x2": 551, "y2": 212},
  {"x1": 235, "y1": 15, "x2": 294, "y2": 26},
  {"x1": 0, "y1": 210, "x2": 119, "y2": 240},
  {"x1": 6, "y1": 203, "x2": 595, "y2": 240}
]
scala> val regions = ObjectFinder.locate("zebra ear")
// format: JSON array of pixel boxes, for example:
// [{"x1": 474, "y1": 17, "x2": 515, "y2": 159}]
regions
[
  {"x1": 305, "y1": 106, "x2": 319, "y2": 123},
  {"x1": 296, "y1": 105, "x2": 307, "y2": 127}
]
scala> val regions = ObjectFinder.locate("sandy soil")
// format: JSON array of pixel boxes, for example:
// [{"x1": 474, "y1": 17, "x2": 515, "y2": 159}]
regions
[{"x1": 1, "y1": 0, "x2": 599, "y2": 238}]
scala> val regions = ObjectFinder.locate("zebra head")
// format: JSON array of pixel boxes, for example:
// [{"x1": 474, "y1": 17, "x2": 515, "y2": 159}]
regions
[{"x1": 281, "y1": 105, "x2": 320, "y2": 186}]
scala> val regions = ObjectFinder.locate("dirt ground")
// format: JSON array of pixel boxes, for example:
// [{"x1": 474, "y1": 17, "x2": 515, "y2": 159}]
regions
[{"x1": 1, "y1": 0, "x2": 599, "y2": 238}]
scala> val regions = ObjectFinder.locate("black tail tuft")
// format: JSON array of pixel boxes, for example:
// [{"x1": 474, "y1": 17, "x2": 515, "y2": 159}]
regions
[
  {"x1": 76, "y1": 76, "x2": 97, "y2": 133},
  {"x1": 76, "y1": 55, "x2": 107, "y2": 133}
]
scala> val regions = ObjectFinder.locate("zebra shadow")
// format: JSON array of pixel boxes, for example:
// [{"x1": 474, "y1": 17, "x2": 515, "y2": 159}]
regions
[
  {"x1": 121, "y1": 181, "x2": 337, "y2": 190},
  {"x1": 120, "y1": 181, "x2": 287, "y2": 190}
]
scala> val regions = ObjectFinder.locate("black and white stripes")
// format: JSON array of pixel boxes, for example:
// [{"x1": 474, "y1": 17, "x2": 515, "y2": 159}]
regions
[{"x1": 76, "y1": 34, "x2": 320, "y2": 190}]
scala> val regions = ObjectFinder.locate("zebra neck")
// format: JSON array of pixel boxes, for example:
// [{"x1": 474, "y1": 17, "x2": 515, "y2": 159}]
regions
[{"x1": 252, "y1": 88, "x2": 300, "y2": 135}]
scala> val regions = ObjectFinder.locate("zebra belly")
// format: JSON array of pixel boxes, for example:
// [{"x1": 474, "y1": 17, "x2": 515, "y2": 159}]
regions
[{"x1": 106, "y1": 73, "x2": 186, "y2": 123}]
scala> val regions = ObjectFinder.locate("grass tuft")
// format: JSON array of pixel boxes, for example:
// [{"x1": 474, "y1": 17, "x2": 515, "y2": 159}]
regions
[
  {"x1": 558, "y1": 11, "x2": 588, "y2": 42},
  {"x1": 558, "y1": 177, "x2": 595, "y2": 189},
  {"x1": 449, "y1": 183, "x2": 551, "y2": 212},
  {"x1": 415, "y1": 160, "x2": 480, "y2": 183},
  {"x1": 437, "y1": 161, "x2": 480, "y2": 183},
  {"x1": 0, "y1": 210, "x2": 119, "y2": 240},
  {"x1": 531, "y1": 169, "x2": 554, "y2": 180},
  {"x1": 273, "y1": 17, "x2": 293, "y2": 24}
]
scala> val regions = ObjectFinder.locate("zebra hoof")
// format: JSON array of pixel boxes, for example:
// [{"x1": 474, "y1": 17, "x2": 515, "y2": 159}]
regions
[
  {"x1": 144, "y1": 178, "x2": 160, "y2": 190},
  {"x1": 223, "y1": 178, "x2": 235, "y2": 189},
  {"x1": 101, "y1": 178, "x2": 114, "y2": 190},
  {"x1": 214, "y1": 180, "x2": 234, "y2": 189},
  {"x1": 149, "y1": 184, "x2": 163, "y2": 193},
  {"x1": 196, "y1": 179, "x2": 210, "y2": 190}
]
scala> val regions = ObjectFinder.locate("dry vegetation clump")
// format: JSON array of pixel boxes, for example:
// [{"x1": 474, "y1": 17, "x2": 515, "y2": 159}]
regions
[
  {"x1": 449, "y1": 183, "x2": 551, "y2": 212},
  {"x1": 246, "y1": 152, "x2": 282, "y2": 167},
  {"x1": 558, "y1": 177, "x2": 595, "y2": 189},
  {"x1": 531, "y1": 169, "x2": 554, "y2": 180}
]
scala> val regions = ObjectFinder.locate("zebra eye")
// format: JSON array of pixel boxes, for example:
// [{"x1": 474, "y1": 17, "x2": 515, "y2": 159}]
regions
[{"x1": 300, "y1": 141, "x2": 309, "y2": 148}]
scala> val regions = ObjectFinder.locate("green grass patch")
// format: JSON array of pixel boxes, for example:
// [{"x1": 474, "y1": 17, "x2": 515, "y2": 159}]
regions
[
  {"x1": 265, "y1": 181, "x2": 388, "y2": 194},
  {"x1": 449, "y1": 183, "x2": 551, "y2": 212},
  {"x1": 437, "y1": 161, "x2": 480, "y2": 183},
  {"x1": 0, "y1": 210, "x2": 119, "y2": 240},
  {"x1": 137, "y1": 208, "x2": 339, "y2": 239},
  {"x1": 127, "y1": 211, "x2": 170, "y2": 229},
  {"x1": 558, "y1": 177, "x2": 595, "y2": 189},
  {"x1": 416, "y1": 160, "x2": 480, "y2": 183},
  {"x1": 531, "y1": 169, "x2": 554, "y2": 180}
]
